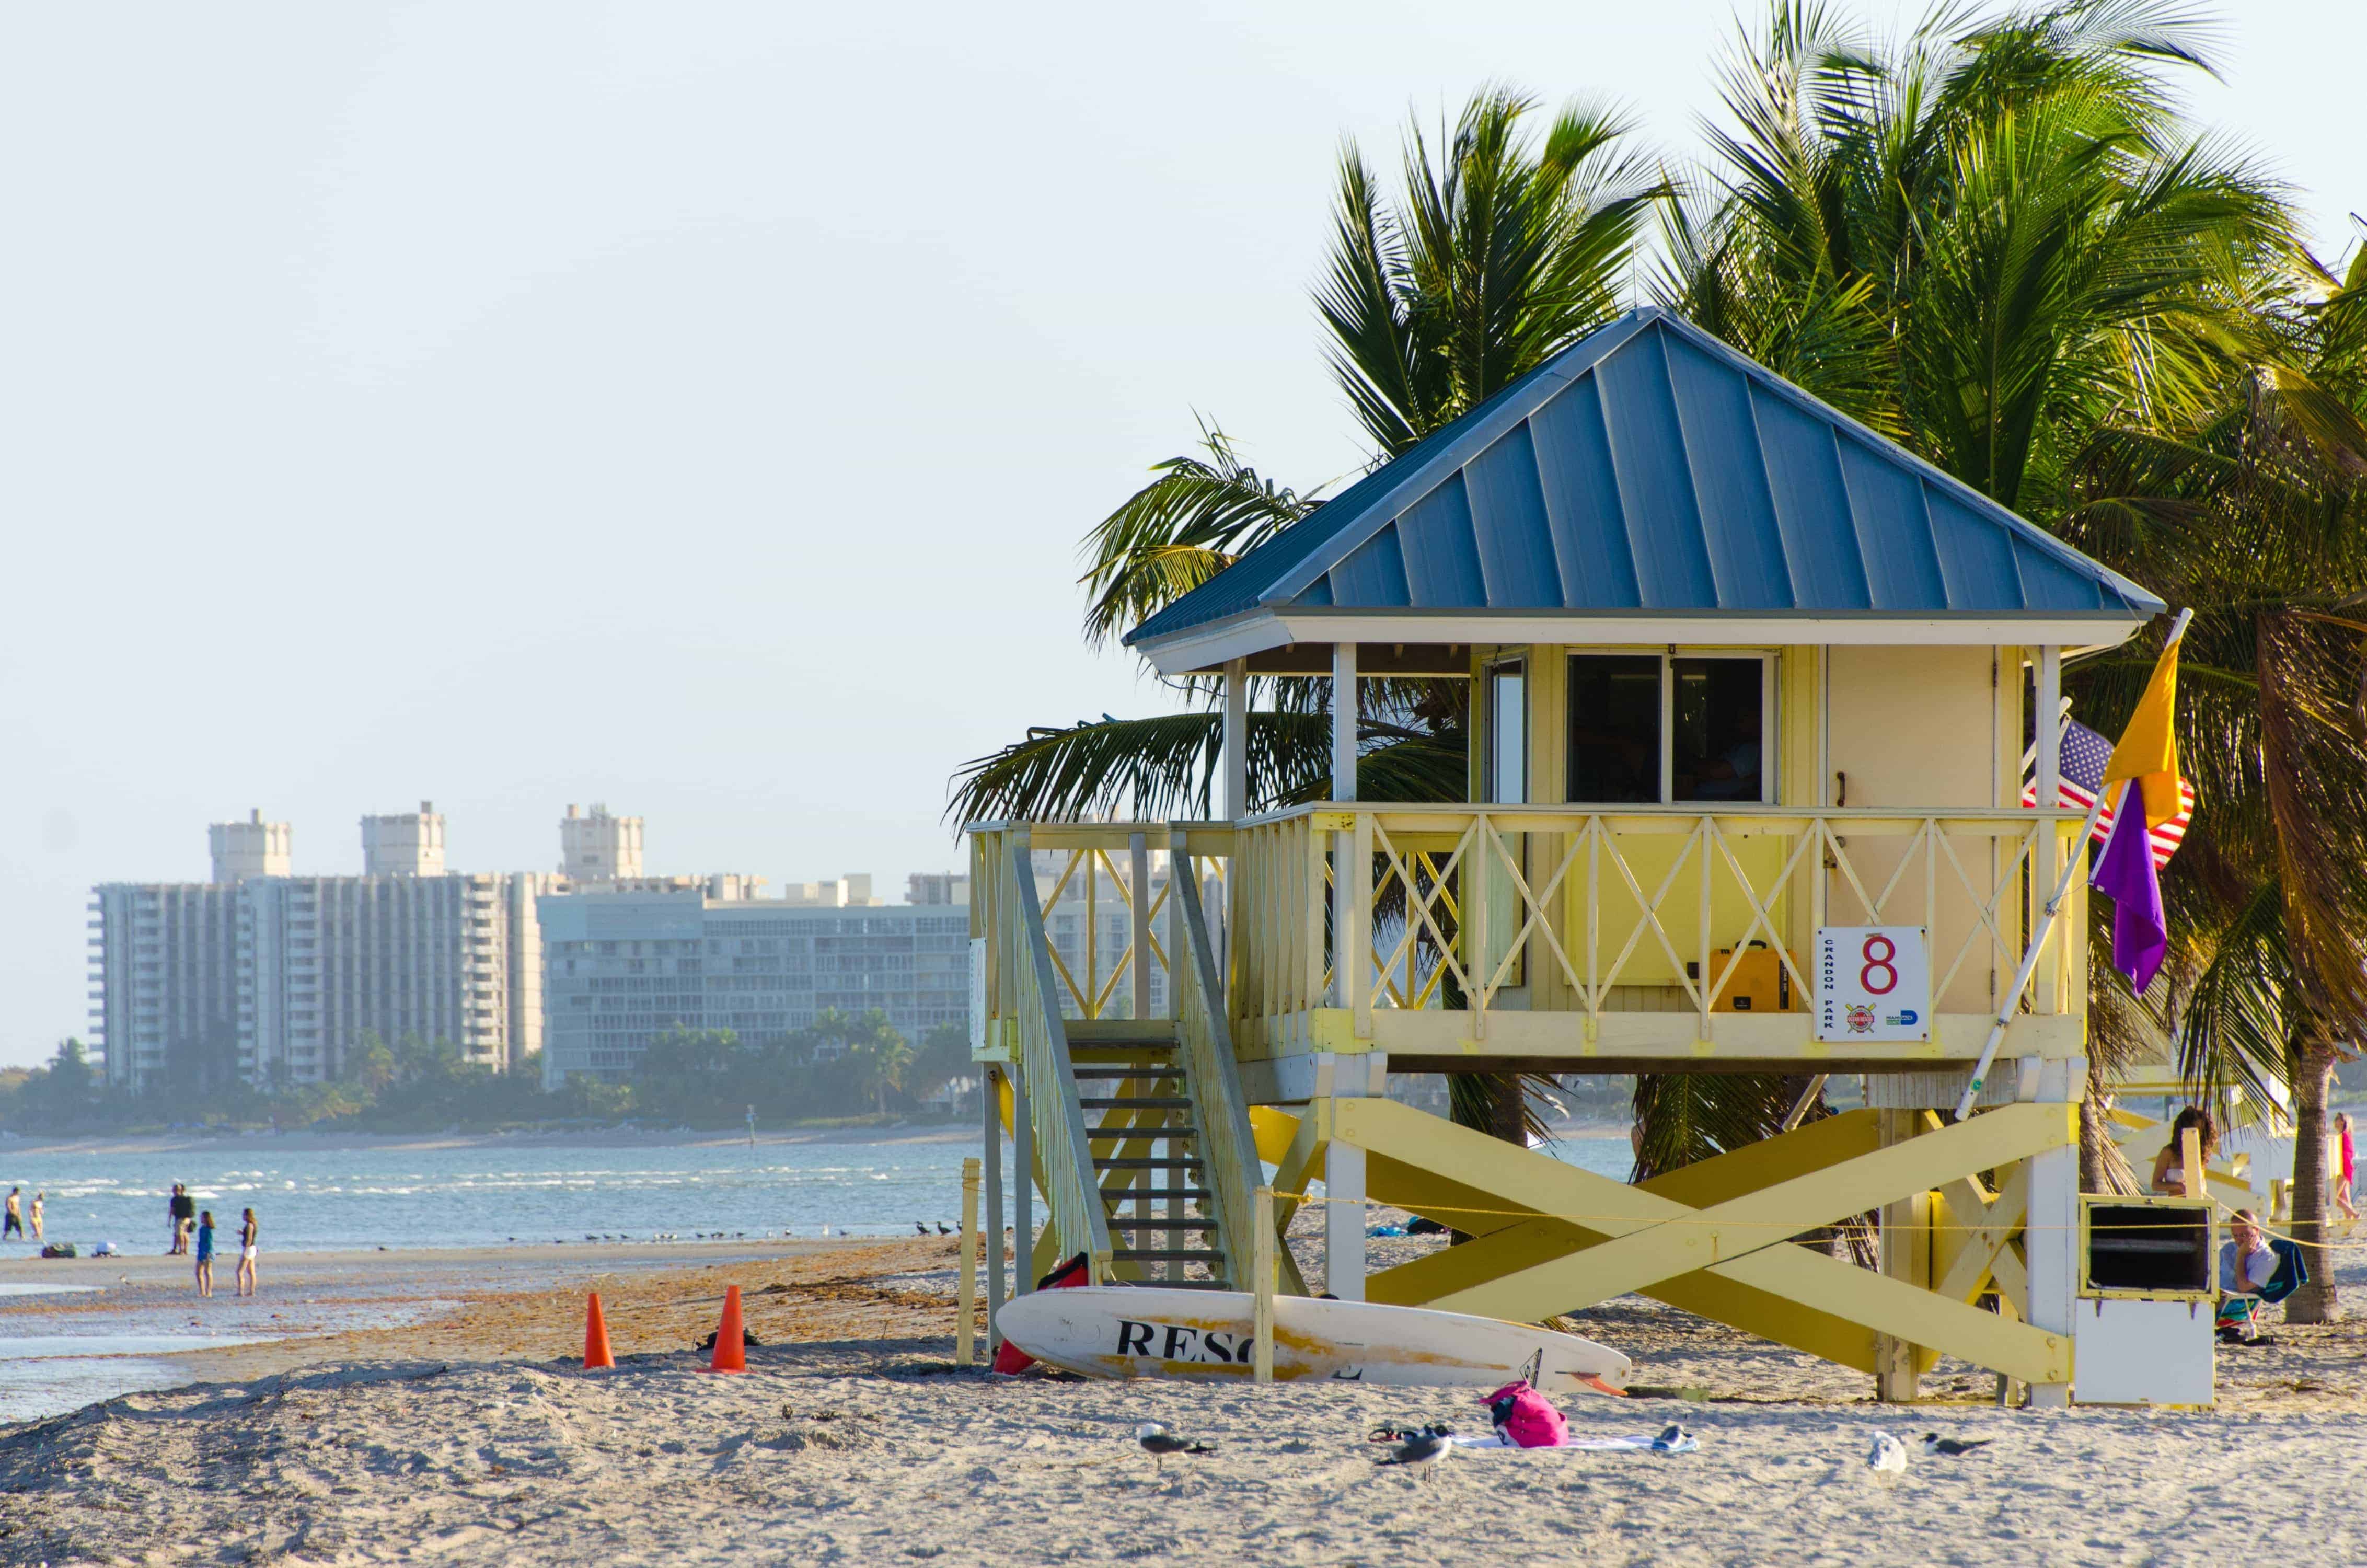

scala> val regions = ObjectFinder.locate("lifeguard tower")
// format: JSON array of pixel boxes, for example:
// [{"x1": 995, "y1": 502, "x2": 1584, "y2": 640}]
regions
[{"x1": 967, "y1": 308, "x2": 2176, "y2": 1406}]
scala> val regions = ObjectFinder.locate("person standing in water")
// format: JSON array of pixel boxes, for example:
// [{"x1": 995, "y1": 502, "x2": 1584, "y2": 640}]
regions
[
  {"x1": 2, "y1": 1186, "x2": 21, "y2": 1240},
  {"x1": 235, "y1": 1208, "x2": 259, "y2": 1296},
  {"x1": 193, "y1": 1210, "x2": 216, "y2": 1297},
  {"x1": 27, "y1": 1191, "x2": 42, "y2": 1241},
  {"x1": 168, "y1": 1183, "x2": 196, "y2": 1254}
]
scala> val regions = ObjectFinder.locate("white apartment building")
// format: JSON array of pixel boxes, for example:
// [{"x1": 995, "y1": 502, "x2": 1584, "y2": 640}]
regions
[
  {"x1": 559, "y1": 803, "x2": 642, "y2": 881},
  {"x1": 538, "y1": 889, "x2": 973, "y2": 1085},
  {"x1": 90, "y1": 806, "x2": 770, "y2": 1091}
]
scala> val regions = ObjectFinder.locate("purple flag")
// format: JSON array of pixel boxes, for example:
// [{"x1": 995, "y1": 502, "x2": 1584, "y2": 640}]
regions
[{"x1": 2092, "y1": 778, "x2": 2168, "y2": 992}]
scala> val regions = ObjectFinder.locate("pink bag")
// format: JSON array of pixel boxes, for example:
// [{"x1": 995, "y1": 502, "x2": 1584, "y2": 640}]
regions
[{"x1": 1482, "y1": 1380, "x2": 1569, "y2": 1449}]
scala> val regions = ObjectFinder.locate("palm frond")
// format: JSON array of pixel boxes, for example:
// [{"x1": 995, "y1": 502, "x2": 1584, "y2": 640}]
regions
[{"x1": 1077, "y1": 419, "x2": 1314, "y2": 648}]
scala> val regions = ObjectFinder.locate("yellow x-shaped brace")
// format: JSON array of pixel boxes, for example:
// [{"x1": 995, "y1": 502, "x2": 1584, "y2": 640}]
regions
[{"x1": 1300, "y1": 1097, "x2": 2072, "y2": 1386}]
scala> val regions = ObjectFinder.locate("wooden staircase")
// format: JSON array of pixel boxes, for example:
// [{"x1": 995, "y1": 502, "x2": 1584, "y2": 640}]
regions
[{"x1": 1072, "y1": 1029, "x2": 1229, "y2": 1287}]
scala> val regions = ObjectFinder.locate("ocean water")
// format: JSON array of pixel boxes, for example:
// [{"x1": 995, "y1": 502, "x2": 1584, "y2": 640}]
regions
[
  {"x1": 0, "y1": 1134, "x2": 1636, "y2": 1258},
  {"x1": 0, "y1": 1139, "x2": 994, "y2": 1256}
]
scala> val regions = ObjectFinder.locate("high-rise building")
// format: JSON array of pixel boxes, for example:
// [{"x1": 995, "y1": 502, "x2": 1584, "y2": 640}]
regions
[
  {"x1": 237, "y1": 870, "x2": 512, "y2": 1083},
  {"x1": 360, "y1": 801, "x2": 446, "y2": 877},
  {"x1": 778, "y1": 874, "x2": 877, "y2": 908},
  {"x1": 538, "y1": 885, "x2": 973, "y2": 1085},
  {"x1": 559, "y1": 803, "x2": 642, "y2": 882},
  {"x1": 207, "y1": 810, "x2": 291, "y2": 883},
  {"x1": 89, "y1": 881, "x2": 245, "y2": 1091},
  {"x1": 906, "y1": 871, "x2": 968, "y2": 906},
  {"x1": 89, "y1": 808, "x2": 770, "y2": 1091}
]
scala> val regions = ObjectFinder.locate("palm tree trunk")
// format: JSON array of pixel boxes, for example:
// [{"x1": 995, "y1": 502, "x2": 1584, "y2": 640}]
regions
[
  {"x1": 2078, "y1": 1099, "x2": 2142, "y2": 1195},
  {"x1": 2287, "y1": 1047, "x2": 2341, "y2": 1323}
]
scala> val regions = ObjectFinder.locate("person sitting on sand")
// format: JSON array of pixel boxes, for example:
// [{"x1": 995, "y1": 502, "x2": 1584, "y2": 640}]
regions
[
  {"x1": 2, "y1": 1186, "x2": 21, "y2": 1241},
  {"x1": 2152, "y1": 1106, "x2": 2217, "y2": 1194},
  {"x1": 2220, "y1": 1208, "x2": 2276, "y2": 1298},
  {"x1": 194, "y1": 1210, "x2": 216, "y2": 1298},
  {"x1": 236, "y1": 1208, "x2": 259, "y2": 1297}
]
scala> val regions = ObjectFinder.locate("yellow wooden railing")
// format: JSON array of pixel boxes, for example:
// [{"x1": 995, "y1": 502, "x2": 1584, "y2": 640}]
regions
[
  {"x1": 1228, "y1": 804, "x2": 2089, "y2": 1044},
  {"x1": 968, "y1": 822, "x2": 1233, "y2": 1042}
]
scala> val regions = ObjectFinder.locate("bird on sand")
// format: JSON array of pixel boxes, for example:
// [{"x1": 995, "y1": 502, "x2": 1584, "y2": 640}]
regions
[
  {"x1": 936, "y1": 1222, "x2": 952, "y2": 1235},
  {"x1": 1865, "y1": 1431, "x2": 1908, "y2": 1473},
  {"x1": 915, "y1": 1221, "x2": 930, "y2": 1236},
  {"x1": 1374, "y1": 1424, "x2": 1454, "y2": 1481},
  {"x1": 1923, "y1": 1433, "x2": 1993, "y2": 1457},
  {"x1": 1136, "y1": 1422, "x2": 1216, "y2": 1475}
]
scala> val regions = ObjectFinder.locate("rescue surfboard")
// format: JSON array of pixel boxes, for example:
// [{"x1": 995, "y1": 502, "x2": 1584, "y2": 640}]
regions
[{"x1": 994, "y1": 1287, "x2": 1631, "y2": 1393}]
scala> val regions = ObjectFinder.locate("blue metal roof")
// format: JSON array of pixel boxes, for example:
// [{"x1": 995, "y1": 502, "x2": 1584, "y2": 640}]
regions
[{"x1": 1125, "y1": 309, "x2": 2164, "y2": 651}]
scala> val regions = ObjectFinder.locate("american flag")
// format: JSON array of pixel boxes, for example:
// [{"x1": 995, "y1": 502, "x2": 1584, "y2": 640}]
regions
[{"x1": 2022, "y1": 717, "x2": 2193, "y2": 869}]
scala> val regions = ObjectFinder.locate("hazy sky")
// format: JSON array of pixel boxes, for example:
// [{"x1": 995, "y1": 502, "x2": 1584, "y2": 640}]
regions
[{"x1": 2, "y1": 3, "x2": 2355, "y2": 1068}]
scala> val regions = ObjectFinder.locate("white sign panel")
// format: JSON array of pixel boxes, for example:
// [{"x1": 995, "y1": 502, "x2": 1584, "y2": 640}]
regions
[{"x1": 1815, "y1": 926, "x2": 1931, "y2": 1042}]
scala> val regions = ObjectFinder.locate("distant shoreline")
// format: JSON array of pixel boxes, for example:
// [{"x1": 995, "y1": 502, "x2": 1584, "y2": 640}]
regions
[
  {"x1": 0, "y1": 1121, "x2": 982, "y2": 1157},
  {"x1": 0, "y1": 1115, "x2": 1636, "y2": 1159}
]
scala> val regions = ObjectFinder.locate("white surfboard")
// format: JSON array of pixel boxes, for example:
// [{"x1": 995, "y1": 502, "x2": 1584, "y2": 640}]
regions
[{"x1": 995, "y1": 1287, "x2": 1630, "y2": 1394}]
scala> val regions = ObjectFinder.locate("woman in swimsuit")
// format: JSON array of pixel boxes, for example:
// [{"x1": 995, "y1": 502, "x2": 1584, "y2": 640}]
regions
[{"x1": 236, "y1": 1208, "x2": 259, "y2": 1296}]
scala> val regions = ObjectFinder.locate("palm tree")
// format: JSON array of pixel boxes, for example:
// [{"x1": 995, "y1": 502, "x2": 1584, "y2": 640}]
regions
[
  {"x1": 846, "y1": 1019, "x2": 915, "y2": 1117},
  {"x1": 2065, "y1": 246, "x2": 2367, "y2": 1320},
  {"x1": 1655, "y1": 0, "x2": 2309, "y2": 1175},
  {"x1": 951, "y1": 87, "x2": 1657, "y2": 827},
  {"x1": 951, "y1": 90, "x2": 1657, "y2": 1146}
]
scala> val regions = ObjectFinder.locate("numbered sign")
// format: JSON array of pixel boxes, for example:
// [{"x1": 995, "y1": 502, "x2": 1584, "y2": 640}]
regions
[{"x1": 1815, "y1": 926, "x2": 1930, "y2": 1042}]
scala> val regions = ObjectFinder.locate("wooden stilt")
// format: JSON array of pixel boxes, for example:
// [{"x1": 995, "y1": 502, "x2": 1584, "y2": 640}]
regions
[{"x1": 957, "y1": 1156, "x2": 980, "y2": 1367}]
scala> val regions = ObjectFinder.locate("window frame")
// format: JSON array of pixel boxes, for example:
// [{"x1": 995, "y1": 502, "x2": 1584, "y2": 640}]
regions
[
  {"x1": 1566, "y1": 649, "x2": 1776, "y2": 806},
  {"x1": 1483, "y1": 656, "x2": 1528, "y2": 805}
]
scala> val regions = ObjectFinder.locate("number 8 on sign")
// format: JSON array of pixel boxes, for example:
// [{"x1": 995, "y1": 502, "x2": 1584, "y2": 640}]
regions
[
  {"x1": 1814, "y1": 926, "x2": 1929, "y2": 1042},
  {"x1": 1859, "y1": 935, "x2": 1898, "y2": 996}
]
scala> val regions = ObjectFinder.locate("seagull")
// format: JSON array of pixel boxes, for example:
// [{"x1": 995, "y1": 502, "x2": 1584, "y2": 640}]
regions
[
  {"x1": 1923, "y1": 1433, "x2": 1993, "y2": 1457},
  {"x1": 1865, "y1": 1431, "x2": 1908, "y2": 1474},
  {"x1": 1374, "y1": 1424, "x2": 1454, "y2": 1482},
  {"x1": 1136, "y1": 1422, "x2": 1216, "y2": 1475}
]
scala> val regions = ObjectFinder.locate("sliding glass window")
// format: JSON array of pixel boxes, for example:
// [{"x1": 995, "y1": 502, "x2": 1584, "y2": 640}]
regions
[
  {"x1": 1567, "y1": 655, "x2": 1662, "y2": 803},
  {"x1": 1568, "y1": 653, "x2": 1771, "y2": 804}
]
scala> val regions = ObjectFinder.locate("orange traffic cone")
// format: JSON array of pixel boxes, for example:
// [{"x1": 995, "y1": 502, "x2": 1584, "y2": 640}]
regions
[
  {"x1": 583, "y1": 1292, "x2": 615, "y2": 1370},
  {"x1": 709, "y1": 1285, "x2": 746, "y2": 1373}
]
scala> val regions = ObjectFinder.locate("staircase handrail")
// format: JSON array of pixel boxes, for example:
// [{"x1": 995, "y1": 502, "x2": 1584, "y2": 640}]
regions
[
  {"x1": 1170, "y1": 828, "x2": 1264, "y2": 1291},
  {"x1": 1008, "y1": 839, "x2": 1115, "y2": 1281}
]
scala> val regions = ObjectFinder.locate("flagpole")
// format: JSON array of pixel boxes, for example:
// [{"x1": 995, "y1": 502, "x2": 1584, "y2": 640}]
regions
[{"x1": 1955, "y1": 609, "x2": 2191, "y2": 1121}]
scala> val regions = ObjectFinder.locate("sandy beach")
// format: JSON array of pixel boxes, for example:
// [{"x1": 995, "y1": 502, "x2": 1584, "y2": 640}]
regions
[{"x1": 6, "y1": 1218, "x2": 2367, "y2": 1565}]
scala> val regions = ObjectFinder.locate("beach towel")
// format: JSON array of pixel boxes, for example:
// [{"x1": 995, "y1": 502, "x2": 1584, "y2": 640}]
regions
[
  {"x1": 991, "y1": 1253, "x2": 1092, "y2": 1375},
  {"x1": 1449, "y1": 1427, "x2": 1699, "y2": 1455}
]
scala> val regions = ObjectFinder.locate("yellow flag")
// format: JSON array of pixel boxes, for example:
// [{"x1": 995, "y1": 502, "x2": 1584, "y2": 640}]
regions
[{"x1": 2101, "y1": 620, "x2": 2186, "y2": 828}]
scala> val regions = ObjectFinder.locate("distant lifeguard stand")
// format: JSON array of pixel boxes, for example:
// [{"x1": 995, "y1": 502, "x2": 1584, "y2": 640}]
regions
[{"x1": 968, "y1": 308, "x2": 2173, "y2": 1406}]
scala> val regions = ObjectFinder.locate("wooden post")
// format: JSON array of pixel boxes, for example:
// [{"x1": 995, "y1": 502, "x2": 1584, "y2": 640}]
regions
[
  {"x1": 2034, "y1": 645, "x2": 2062, "y2": 1014},
  {"x1": 957, "y1": 1156, "x2": 980, "y2": 1366},
  {"x1": 2023, "y1": 1056, "x2": 2083, "y2": 1409},
  {"x1": 1873, "y1": 1109, "x2": 1930, "y2": 1402},
  {"x1": 1331, "y1": 643, "x2": 1357, "y2": 1013},
  {"x1": 1223, "y1": 658, "x2": 1249, "y2": 822},
  {"x1": 1013, "y1": 1056, "x2": 1033, "y2": 1297},
  {"x1": 1253, "y1": 1184, "x2": 1276, "y2": 1384},
  {"x1": 983, "y1": 1070, "x2": 1006, "y2": 1353},
  {"x1": 1130, "y1": 833, "x2": 1152, "y2": 1021},
  {"x1": 2180, "y1": 1126, "x2": 2205, "y2": 1199},
  {"x1": 1326, "y1": 1139, "x2": 1368, "y2": 1301}
]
